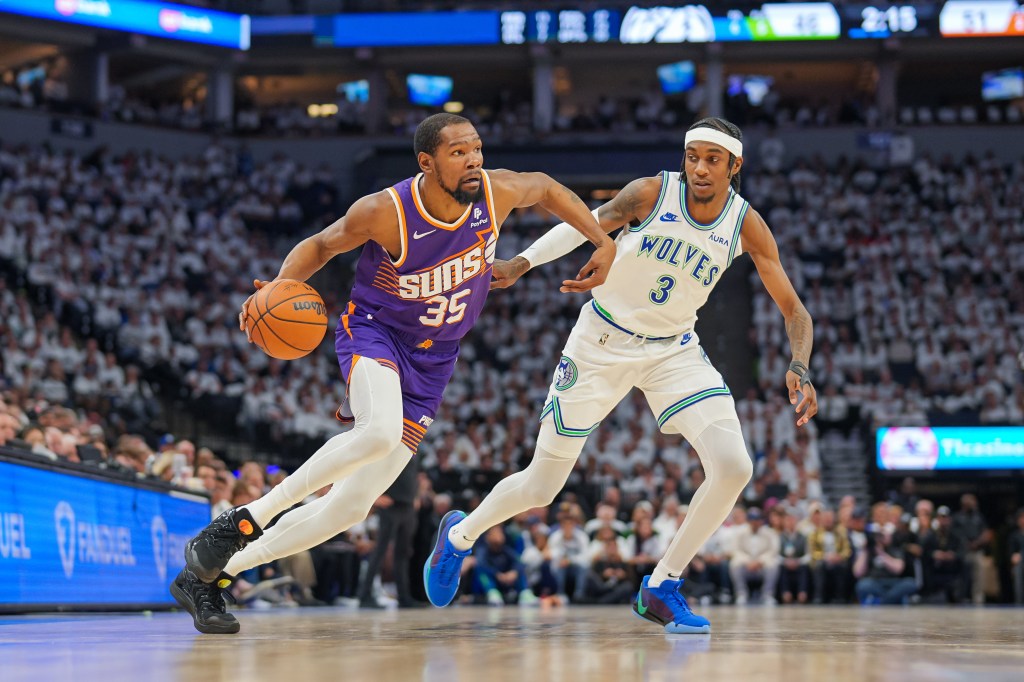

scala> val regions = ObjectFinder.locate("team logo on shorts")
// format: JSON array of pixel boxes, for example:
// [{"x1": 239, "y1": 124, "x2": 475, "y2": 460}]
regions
[
  {"x1": 554, "y1": 356, "x2": 578, "y2": 391},
  {"x1": 700, "y1": 347, "x2": 712, "y2": 366}
]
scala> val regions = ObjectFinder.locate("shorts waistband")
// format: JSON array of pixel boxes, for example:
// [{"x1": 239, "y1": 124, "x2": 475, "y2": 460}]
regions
[{"x1": 590, "y1": 300, "x2": 687, "y2": 343}]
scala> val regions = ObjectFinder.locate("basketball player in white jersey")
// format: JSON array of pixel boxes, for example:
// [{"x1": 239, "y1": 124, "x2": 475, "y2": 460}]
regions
[{"x1": 424, "y1": 117, "x2": 817, "y2": 634}]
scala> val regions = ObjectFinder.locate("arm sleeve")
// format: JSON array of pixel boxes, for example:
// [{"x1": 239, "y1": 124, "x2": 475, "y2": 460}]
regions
[{"x1": 518, "y1": 209, "x2": 600, "y2": 269}]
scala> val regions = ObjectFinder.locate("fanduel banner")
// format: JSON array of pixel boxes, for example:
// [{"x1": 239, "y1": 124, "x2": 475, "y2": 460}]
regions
[
  {"x1": 877, "y1": 426, "x2": 1024, "y2": 471},
  {"x1": 0, "y1": 0, "x2": 250, "y2": 49},
  {"x1": 0, "y1": 458, "x2": 208, "y2": 607}
]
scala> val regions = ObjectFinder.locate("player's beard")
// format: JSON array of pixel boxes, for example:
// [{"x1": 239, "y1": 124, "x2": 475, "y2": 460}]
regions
[{"x1": 441, "y1": 176, "x2": 484, "y2": 206}]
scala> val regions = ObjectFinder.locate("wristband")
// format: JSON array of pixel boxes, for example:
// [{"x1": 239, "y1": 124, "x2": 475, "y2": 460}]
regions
[{"x1": 789, "y1": 361, "x2": 813, "y2": 388}]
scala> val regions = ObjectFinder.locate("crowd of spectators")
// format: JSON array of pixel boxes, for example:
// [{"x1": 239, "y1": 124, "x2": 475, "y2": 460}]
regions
[
  {"x1": 4, "y1": 60, "x2": 1021, "y2": 141},
  {"x1": 0, "y1": 141, "x2": 343, "y2": 454},
  {"x1": 741, "y1": 152, "x2": 1024, "y2": 435}
]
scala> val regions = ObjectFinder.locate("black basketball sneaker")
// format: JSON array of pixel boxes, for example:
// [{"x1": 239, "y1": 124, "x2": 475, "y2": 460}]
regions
[
  {"x1": 170, "y1": 569, "x2": 239, "y2": 635},
  {"x1": 184, "y1": 507, "x2": 263, "y2": 583}
]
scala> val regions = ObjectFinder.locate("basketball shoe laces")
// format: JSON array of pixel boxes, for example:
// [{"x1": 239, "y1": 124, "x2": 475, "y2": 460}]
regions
[
  {"x1": 436, "y1": 545, "x2": 464, "y2": 587},
  {"x1": 200, "y1": 513, "x2": 250, "y2": 558},
  {"x1": 658, "y1": 585, "x2": 695, "y2": 620},
  {"x1": 194, "y1": 578, "x2": 234, "y2": 616}
]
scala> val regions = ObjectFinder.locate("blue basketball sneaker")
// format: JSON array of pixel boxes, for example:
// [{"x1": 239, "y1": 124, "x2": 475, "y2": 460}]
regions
[
  {"x1": 423, "y1": 510, "x2": 472, "y2": 607},
  {"x1": 633, "y1": 576, "x2": 711, "y2": 634}
]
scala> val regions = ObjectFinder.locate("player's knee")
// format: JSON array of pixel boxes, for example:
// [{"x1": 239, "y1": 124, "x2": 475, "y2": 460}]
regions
[
  {"x1": 723, "y1": 448, "x2": 754, "y2": 487},
  {"x1": 357, "y1": 409, "x2": 403, "y2": 453},
  {"x1": 715, "y1": 447, "x2": 753, "y2": 490},
  {"x1": 699, "y1": 420, "x2": 752, "y2": 488}
]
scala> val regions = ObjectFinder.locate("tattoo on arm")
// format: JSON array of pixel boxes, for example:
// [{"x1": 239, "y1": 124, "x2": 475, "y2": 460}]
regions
[
  {"x1": 508, "y1": 256, "x2": 531, "y2": 277},
  {"x1": 599, "y1": 183, "x2": 641, "y2": 226},
  {"x1": 785, "y1": 304, "x2": 813, "y2": 366}
]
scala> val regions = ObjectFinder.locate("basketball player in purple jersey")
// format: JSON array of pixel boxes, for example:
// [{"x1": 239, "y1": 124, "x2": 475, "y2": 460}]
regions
[{"x1": 170, "y1": 113, "x2": 615, "y2": 634}]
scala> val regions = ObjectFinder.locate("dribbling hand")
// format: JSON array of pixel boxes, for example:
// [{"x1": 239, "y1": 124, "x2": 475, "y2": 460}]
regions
[
  {"x1": 239, "y1": 279, "x2": 272, "y2": 342},
  {"x1": 561, "y1": 239, "x2": 616, "y2": 293},
  {"x1": 786, "y1": 369, "x2": 818, "y2": 427}
]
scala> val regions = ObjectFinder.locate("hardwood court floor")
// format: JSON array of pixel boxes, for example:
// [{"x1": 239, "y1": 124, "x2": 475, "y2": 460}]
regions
[{"x1": 2, "y1": 605, "x2": 1024, "y2": 682}]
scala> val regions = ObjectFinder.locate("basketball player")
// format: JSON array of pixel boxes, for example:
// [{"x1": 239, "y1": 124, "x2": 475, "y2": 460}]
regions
[
  {"x1": 170, "y1": 113, "x2": 615, "y2": 634},
  {"x1": 424, "y1": 117, "x2": 817, "y2": 634}
]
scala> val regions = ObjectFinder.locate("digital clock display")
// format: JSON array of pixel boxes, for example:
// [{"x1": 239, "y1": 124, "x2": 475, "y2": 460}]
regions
[{"x1": 842, "y1": 3, "x2": 938, "y2": 38}]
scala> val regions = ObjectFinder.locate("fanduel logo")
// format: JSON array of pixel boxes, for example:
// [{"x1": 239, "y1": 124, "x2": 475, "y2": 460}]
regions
[
  {"x1": 151, "y1": 516, "x2": 190, "y2": 583},
  {"x1": 54, "y1": 501, "x2": 137, "y2": 580},
  {"x1": 151, "y1": 516, "x2": 167, "y2": 582},
  {"x1": 0, "y1": 512, "x2": 32, "y2": 560},
  {"x1": 54, "y1": 501, "x2": 76, "y2": 578}
]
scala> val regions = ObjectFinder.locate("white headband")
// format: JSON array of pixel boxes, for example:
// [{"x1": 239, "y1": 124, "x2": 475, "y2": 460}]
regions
[{"x1": 684, "y1": 128, "x2": 743, "y2": 158}]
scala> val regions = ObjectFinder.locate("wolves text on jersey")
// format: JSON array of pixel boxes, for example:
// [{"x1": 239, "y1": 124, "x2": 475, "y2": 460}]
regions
[{"x1": 636, "y1": 234, "x2": 721, "y2": 287}]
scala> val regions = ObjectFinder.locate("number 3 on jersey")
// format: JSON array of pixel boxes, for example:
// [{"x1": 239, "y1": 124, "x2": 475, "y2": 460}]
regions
[
  {"x1": 649, "y1": 275, "x2": 676, "y2": 305},
  {"x1": 420, "y1": 289, "x2": 471, "y2": 326}
]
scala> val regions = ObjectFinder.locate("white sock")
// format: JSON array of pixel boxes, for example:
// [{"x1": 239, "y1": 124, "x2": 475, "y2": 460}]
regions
[
  {"x1": 447, "y1": 524, "x2": 475, "y2": 552},
  {"x1": 648, "y1": 566, "x2": 683, "y2": 589}
]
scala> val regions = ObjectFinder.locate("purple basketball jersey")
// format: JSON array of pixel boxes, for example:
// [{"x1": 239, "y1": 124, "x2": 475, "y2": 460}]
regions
[{"x1": 348, "y1": 171, "x2": 499, "y2": 344}]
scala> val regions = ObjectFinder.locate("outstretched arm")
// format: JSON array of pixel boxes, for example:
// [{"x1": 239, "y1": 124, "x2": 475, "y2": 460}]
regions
[
  {"x1": 741, "y1": 208, "x2": 818, "y2": 426},
  {"x1": 489, "y1": 170, "x2": 615, "y2": 292},
  {"x1": 493, "y1": 176, "x2": 661, "y2": 290}
]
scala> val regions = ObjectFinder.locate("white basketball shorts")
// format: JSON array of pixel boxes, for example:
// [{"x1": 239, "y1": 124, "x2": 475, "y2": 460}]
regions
[{"x1": 538, "y1": 301, "x2": 739, "y2": 455}]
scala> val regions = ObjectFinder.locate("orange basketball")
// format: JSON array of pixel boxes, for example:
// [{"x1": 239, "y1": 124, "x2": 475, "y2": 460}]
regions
[{"x1": 245, "y1": 280, "x2": 328, "y2": 360}]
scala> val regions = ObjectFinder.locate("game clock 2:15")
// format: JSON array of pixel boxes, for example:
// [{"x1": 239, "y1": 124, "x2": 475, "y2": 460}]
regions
[{"x1": 843, "y1": 3, "x2": 939, "y2": 38}]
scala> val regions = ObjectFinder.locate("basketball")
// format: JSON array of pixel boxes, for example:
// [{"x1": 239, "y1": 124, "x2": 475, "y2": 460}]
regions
[{"x1": 245, "y1": 279, "x2": 328, "y2": 360}]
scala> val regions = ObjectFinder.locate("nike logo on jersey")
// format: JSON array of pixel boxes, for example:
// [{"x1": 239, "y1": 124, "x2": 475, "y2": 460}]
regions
[
  {"x1": 413, "y1": 230, "x2": 436, "y2": 240},
  {"x1": 659, "y1": 213, "x2": 682, "y2": 223}
]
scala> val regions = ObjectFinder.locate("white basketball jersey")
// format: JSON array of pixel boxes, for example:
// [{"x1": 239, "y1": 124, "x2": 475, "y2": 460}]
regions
[{"x1": 591, "y1": 171, "x2": 749, "y2": 337}]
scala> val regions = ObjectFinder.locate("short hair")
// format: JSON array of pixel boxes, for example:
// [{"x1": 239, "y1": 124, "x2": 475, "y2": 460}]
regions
[
  {"x1": 683, "y1": 116, "x2": 743, "y2": 193},
  {"x1": 413, "y1": 113, "x2": 472, "y2": 157}
]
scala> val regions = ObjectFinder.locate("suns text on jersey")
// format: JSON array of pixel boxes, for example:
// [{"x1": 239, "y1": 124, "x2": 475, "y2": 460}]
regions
[
  {"x1": 397, "y1": 236, "x2": 497, "y2": 300},
  {"x1": 636, "y1": 234, "x2": 721, "y2": 287}
]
